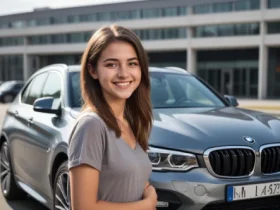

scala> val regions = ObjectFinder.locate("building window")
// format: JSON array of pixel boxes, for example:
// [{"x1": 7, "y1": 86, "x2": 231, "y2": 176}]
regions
[
  {"x1": 79, "y1": 14, "x2": 97, "y2": 22},
  {"x1": 142, "y1": 8, "x2": 162, "y2": 19},
  {"x1": 36, "y1": 18, "x2": 50, "y2": 26},
  {"x1": 11, "y1": 20, "x2": 25, "y2": 28},
  {"x1": 194, "y1": 0, "x2": 260, "y2": 14},
  {"x1": 195, "y1": 23, "x2": 259, "y2": 37},
  {"x1": 97, "y1": 12, "x2": 111, "y2": 21},
  {"x1": 84, "y1": 32, "x2": 92, "y2": 42},
  {"x1": 213, "y1": 2, "x2": 233, "y2": 13},
  {"x1": 178, "y1": 7, "x2": 187, "y2": 16},
  {"x1": 267, "y1": 22, "x2": 280, "y2": 34},
  {"x1": 67, "y1": 15, "x2": 80, "y2": 23},
  {"x1": 120, "y1": 11, "x2": 132, "y2": 20},
  {"x1": 27, "y1": 20, "x2": 36, "y2": 27},
  {"x1": 268, "y1": 0, "x2": 280, "y2": 8},
  {"x1": 194, "y1": 4, "x2": 213, "y2": 14},
  {"x1": 39, "y1": 35, "x2": 50, "y2": 44},
  {"x1": 131, "y1": 10, "x2": 141, "y2": 19},
  {"x1": 0, "y1": 23, "x2": 8, "y2": 29},
  {"x1": 163, "y1": 7, "x2": 178, "y2": 17},
  {"x1": 0, "y1": 6, "x2": 189, "y2": 30},
  {"x1": 0, "y1": 37, "x2": 24, "y2": 47},
  {"x1": 27, "y1": 28, "x2": 187, "y2": 45},
  {"x1": 52, "y1": 16, "x2": 67, "y2": 24},
  {"x1": 0, "y1": 55, "x2": 23, "y2": 81},
  {"x1": 68, "y1": 33, "x2": 84, "y2": 43},
  {"x1": 29, "y1": 32, "x2": 93, "y2": 45},
  {"x1": 52, "y1": 34, "x2": 67, "y2": 44},
  {"x1": 136, "y1": 28, "x2": 187, "y2": 40},
  {"x1": 217, "y1": 24, "x2": 234, "y2": 36},
  {"x1": 234, "y1": 0, "x2": 260, "y2": 11}
]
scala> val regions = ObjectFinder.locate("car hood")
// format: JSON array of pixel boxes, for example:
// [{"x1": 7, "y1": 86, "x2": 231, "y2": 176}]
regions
[
  {"x1": 149, "y1": 107, "x2": 280, "y2": 154},
  {"x1": 70, "y1": 107, "x2": 280, "y2": 154}
]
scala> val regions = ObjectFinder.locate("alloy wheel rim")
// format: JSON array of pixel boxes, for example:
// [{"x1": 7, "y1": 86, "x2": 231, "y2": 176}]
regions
[
  {"x1": 55, "y1": 172, "x2": 70, "y2": 210},
  {"x1": 0, "y1": 144, "x2": 11, "y2": 195}
]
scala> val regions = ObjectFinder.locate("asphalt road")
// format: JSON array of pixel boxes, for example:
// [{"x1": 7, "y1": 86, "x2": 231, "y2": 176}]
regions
[{"x1": 0, "y1": 104, "x2": 49, "y2": 210}]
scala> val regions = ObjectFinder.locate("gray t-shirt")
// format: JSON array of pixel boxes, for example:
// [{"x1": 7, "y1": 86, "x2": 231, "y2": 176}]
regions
[{"x1": 68, "y1": 112, "x2": 152, "y2": 202}]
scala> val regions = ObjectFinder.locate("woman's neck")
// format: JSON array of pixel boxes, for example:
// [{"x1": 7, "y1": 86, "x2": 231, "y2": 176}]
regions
[{"x1": 106, "y1": 98, "x2": 126, "y2": 122}]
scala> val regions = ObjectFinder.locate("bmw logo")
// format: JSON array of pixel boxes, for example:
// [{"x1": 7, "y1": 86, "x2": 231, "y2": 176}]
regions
[{"x1": 243, "y1": 136, "x2": 255, "y2": 144}]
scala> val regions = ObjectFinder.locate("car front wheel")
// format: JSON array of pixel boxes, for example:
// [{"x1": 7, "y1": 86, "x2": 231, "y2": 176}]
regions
[
  {"x1": 0, "y1": 142, "x2": 26, "y2": 200},
  {"x1": 53, "y1": 161, "x2": 70, "y2": 210}
]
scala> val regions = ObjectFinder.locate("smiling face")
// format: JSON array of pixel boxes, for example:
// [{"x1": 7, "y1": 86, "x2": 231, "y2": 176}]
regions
[{"x1": 89, "y1": 41, "x2": 142, "y2": 103}]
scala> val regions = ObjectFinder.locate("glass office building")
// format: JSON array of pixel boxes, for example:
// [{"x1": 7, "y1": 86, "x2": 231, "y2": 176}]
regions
[{"x1": 0, "y1": 0, "x2": 280, "y2": 99}]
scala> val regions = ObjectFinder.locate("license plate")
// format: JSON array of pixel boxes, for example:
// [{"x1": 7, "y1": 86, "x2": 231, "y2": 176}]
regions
[{"x1": 227, "y1": 181, "x2": 280, "y2": 202}]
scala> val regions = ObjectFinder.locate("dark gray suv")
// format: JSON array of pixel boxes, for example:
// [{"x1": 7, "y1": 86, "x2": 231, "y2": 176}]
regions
[{"x1": 1, "y1": 64, "x2": 280, "y2": 210}]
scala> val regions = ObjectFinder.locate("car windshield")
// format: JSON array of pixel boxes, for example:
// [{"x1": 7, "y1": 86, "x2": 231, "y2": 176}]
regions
[
  {"x1": 69, "y1": 71, "x2": 226, "y2": 108},
  {"x1": 0, "y1": 82, "x2": 14, "y2": 91}
]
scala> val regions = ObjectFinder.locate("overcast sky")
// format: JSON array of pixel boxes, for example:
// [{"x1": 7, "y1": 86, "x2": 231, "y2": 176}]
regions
[{"x1": 0, "y1": 0, "x2": 139, "y2": 16}]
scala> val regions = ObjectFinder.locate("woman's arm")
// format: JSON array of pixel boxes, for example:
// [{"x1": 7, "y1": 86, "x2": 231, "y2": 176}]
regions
[{"x1": 69, "y1": 164, "x2": 157, "y2": 210}]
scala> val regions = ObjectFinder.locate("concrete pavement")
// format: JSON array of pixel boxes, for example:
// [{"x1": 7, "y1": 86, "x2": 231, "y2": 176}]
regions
[{"x1": 238, "y1": 99, "x2": 280, "y2": 116}]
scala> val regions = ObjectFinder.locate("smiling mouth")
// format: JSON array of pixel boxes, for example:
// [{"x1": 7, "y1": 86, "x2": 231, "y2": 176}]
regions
[{"x1": 113, "y1": 81, "x2": 132, "y2": 88}]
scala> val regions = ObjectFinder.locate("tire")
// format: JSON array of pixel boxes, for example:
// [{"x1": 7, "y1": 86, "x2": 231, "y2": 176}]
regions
[
  {"x1": 53, "y1": 161, "x2": 70, "y2": 210},
  {"x1": 0, "y1": 142, "x2": 26, "y2": 200},
  {"x1": 3, "y1": 94, "x2": 14, "y2": 103}
]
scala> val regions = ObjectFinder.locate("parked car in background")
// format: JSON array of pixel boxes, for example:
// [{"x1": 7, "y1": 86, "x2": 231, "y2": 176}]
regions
[
  {"x1": 1, "y1": 64, "x2": 280, "y2": 210},
  {"x1": 0, "y1": 80, "x2": 24, "y2": 103}
]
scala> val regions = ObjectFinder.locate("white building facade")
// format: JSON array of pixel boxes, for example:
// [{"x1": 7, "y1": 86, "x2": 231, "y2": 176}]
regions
[{"x1": 0, "y1": 0, "x2": 280, "y2": 99}]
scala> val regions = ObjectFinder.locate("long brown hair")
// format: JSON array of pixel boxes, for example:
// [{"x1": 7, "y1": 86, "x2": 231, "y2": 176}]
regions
[{"x1": 80, "y1": 25, "x2": 152, "y2": 151}]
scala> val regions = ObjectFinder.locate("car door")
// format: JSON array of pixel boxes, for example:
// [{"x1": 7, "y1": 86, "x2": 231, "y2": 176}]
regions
[
  {"x1": 26, "y1": 71, "x2": 64, "y2": 200},
  {"x1": 9, "y1": 72, "x2": 48, "y2": 195}
]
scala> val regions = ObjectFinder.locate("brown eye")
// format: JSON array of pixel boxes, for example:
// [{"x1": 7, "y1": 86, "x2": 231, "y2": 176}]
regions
[
  {"x1": 129, "y1": 62, "x2": 138, "y2": 67},
  {"x1": 106, "y1": 63, "x2": 118, "y2": 68}
]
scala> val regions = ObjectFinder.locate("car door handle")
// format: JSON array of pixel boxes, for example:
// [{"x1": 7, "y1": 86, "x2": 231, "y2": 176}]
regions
[
  {"x1": 27, "y1": 117, "x2": 34, "y2": 126},
  {"x1": 14, "y1": 111, "x2": 19, "y2": 118}
]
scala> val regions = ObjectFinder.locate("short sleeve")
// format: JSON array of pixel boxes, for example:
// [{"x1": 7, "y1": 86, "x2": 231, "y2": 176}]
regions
[{"x1": 68, "y1": 115, "x2": 105, "y2": 171}]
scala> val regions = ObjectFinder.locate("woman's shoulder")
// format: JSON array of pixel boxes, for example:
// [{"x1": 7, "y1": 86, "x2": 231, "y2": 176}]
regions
[{"x1": 75, "y1": 111, "x2": 106, "y2": 131}]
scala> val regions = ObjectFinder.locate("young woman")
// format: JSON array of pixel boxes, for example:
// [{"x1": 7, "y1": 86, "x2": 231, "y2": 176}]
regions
[{"x1": 68, "y1": 25, "x2": 157, "y2": 210}]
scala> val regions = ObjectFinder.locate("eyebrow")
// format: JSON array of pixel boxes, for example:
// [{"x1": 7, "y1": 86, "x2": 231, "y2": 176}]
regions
[{"x1": 103, "y1": 57, "x2": 138, "y2": 63}]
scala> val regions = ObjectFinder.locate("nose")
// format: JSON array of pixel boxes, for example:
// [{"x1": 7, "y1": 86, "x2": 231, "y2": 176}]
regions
[{"x1": 117, "y1": 64, "x2": 129, "y2": 78}]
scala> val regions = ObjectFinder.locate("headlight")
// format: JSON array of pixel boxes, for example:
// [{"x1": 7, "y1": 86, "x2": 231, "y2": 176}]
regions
[{"x1": 147, "y1": 147, "x2": 199, "y2": 171}]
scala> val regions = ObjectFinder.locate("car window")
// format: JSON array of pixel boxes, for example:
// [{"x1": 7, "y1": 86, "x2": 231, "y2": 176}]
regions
[
  {"x1": 150, "y1": 72, "x2": 225, "y2": 108},
  {"x1": 178, "y1": 79, "x2": 216, "y2": 106},
  {"x1": 41, "y1": 72, "x2": 62, "y2": 99},
  {"x1": 21, "y1": 81, "x2": 33, "y2": 103},
  {"x1": 23, "y1": 73, "x2": 48, "y2": 105},
  {"x1": 69, "y1": 71, "x2": 226, "y2": 109},
  {"x1": 69, "y1": 72, "x2": 82, "y2": 108}
]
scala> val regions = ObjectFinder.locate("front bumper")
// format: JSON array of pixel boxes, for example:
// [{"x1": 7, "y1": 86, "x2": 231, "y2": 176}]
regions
[{"x1": 150, "y1": 168, "x2": 280, "y2": 210}]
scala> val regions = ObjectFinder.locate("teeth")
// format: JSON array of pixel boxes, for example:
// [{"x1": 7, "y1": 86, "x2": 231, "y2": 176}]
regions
[{"x1": 115, "y1": 82, "x2": 130, "y2": 87}]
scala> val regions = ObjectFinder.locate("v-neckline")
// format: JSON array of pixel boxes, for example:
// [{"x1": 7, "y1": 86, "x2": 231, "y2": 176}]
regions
[{"x1": 119, "y1": 137, "x2": 138, "y2": 151}]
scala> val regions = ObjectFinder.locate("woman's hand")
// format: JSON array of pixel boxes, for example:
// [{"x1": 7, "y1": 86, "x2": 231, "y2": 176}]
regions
[{"x1": 143, "y1": 184, "x2": 158, "y2": 210}]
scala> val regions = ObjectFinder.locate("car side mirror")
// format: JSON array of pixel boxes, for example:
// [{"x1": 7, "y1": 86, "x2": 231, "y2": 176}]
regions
[
  {"x1": 33, "y1": 97, "x2": 61, "y2": 115},
  {"x1": 224, "y1": 95, "x2": 239, "y2": 107}
]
